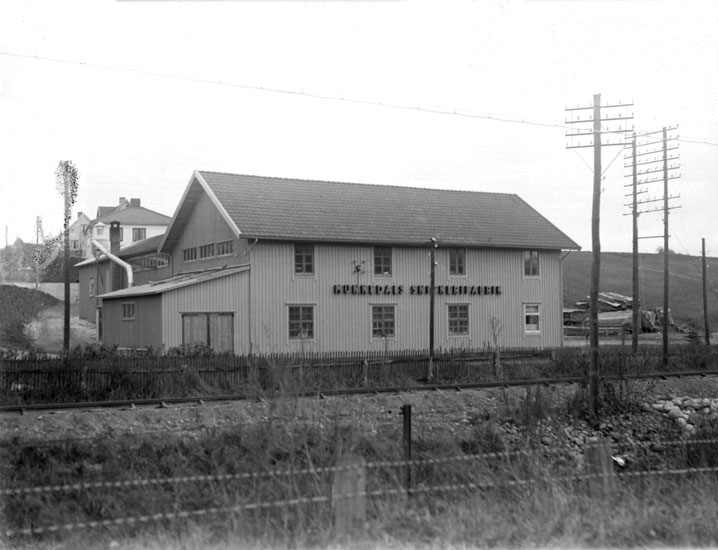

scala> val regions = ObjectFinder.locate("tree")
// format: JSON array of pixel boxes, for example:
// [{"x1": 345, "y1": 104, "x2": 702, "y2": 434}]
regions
[{"x1": 56, "y1": 161, "x2": 80, "y2": 351}]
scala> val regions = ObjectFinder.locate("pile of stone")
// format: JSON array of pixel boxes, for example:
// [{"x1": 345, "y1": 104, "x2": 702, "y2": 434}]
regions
[{"x1": 649, "y1": 396, "x2": 718, "y2": 436}]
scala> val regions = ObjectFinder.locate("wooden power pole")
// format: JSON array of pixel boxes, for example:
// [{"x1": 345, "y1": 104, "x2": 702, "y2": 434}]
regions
[
  {"x1": 703, "y1": 238, "x2": 711, "y2": 345},
  {"x1": 566, "y1": 94, "x2": 633, "y2": 423}
]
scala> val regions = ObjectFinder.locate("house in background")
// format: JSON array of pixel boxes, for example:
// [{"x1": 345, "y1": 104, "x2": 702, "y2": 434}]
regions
[
  {"x1": 68, "y1": 212, "x2": 92, "y2": 258},
  {"x1": 82, "y1": 197, "x2": 171, "y2": 258},
  {"x1": 96, "y1": 171, "x2": 580, "y2": 354}
]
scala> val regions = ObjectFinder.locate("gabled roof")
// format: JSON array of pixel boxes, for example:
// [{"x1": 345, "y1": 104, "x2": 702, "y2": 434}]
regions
[
  {"x1": 97, "y1": 265, "x2": 249, "y2": 299},
  {"x1": 90, "y1": 206, "x2": 171, "y2": 229},
  {"x1": 161, "y1": 171, "x2": 580, "y2": 252}
]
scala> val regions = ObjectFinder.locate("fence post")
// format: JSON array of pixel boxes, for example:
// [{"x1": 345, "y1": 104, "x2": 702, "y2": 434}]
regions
[
  {"x1": 584, "y1": 438, "x2": 615, "y2": 497},
  {"x1": 401, "y1": 404, "x2": 412, "y2": 495},
  {"x1": 332, "y1": 455, "x2": 366, "y2": 538},
  {"x1": 362, "y1": 358, "x2": 369, "y2": 387}
]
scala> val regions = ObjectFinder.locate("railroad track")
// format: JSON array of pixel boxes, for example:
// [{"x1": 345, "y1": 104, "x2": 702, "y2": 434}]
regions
[{"x1": 3, "y1": 369, "x2": 718, "y2": 415}]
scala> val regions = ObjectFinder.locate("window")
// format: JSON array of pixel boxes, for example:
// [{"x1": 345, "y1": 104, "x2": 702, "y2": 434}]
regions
[
  {"x1": 294, "y1": 244, "x2": 314, "y2": 275},
  {"x1": 288, "y1": 306, "x2": 314, "y2": 340},
  {"x1": 71, "y1": 240, "x2": 79, "y2": 250},
  {"x1": 524, "y1": 250, "x2": 540, "y2": 277},
  {"x1": 449, "y1": 248, "x2": 466, "y2": 276},
  {"x1": 119, "y1": 228, "x2": 124, "y2": 242},
  {"x1": 524, "y1": 304, "x2": 541, "y2": 333},
  {"x1": 199, "y1": 243, "x2": 215, "y2": 259},
  {"x1": 89, "y1": 278, "x2": 95, "y2": 297},
  {"x1": 132, "y1": 228, "x2": 146, "y2": 242},
  {"x1": 183, "y1": 247, "x2": 197, "y2": 262},
  {"x1": 96, "y1": 226, "x2": 104, "y2": 236},
  {"x1": 374, "y1": 247, "x2": 392, "y2": 276},
  {"x1": 448, "y1": 304, "x2": 469, "y2": 335},
  {"x1": 182, "y1": 313, "x2": 234, "y2": 353},
  {"x1": 372, "y1": 305, "x2": 395, "y2": 338},
  {"x1": 122, "y1": 303, "x2": 136, "y2": 320},
  {"x1": 217, "y1": 240, "x2": 233, "y2": 256}
]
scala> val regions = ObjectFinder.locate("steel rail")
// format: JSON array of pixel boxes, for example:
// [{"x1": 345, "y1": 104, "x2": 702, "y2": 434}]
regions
[{"x1": 2, "y1": 369, "x2": 718, "y2": 415}]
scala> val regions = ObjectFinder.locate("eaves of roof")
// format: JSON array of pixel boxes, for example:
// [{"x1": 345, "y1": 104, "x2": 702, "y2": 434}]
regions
[
  {"x1": 192, "y1": 171, "x2": 581, "y2": 251},
  {"x1": 98, "y1": 265, "x2": 249, "y2": 299}
]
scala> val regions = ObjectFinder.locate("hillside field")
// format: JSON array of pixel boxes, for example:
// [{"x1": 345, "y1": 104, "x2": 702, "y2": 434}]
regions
[{"x1": 563, "y1": 251, "x2": 718, "y2": 329}]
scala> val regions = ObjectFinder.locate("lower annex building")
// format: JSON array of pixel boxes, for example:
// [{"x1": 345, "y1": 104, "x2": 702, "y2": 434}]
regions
[{"x1": 94, "y1": 171, "x2": 580, "y2": 354}]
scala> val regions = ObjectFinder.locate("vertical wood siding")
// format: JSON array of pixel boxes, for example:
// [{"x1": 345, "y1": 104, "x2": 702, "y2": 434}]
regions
[
  {"x1": 161, "y1": 271, "x2": 250, "y2": 354},
  {"x1": 249, "y1": 242, "x2": 564, "y2": 353},
  {"x1": 78, "y1": 263, "x2": 110, "y2": 321},
  {"x1": 102, "y1": 295, "x2": 163, "y2": 349},
  {"x1": 170, "y1": 191, "x2": 248, "y2": 273}
]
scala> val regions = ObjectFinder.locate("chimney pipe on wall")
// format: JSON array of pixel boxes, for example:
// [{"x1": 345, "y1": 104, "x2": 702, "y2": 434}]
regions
[{"x1": 109, "y1": 222, "x2": 123, "y2": 291}]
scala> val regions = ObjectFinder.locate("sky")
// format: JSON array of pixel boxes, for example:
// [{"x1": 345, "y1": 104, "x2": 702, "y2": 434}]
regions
[{"x1": 1, "y1": 0, "x2": 717, "y2": 258}]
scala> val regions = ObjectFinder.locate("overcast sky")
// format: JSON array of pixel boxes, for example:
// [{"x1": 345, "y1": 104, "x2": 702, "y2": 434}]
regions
[{"x1": 1, "y1": 0, "x2": 716, "y2": 257}]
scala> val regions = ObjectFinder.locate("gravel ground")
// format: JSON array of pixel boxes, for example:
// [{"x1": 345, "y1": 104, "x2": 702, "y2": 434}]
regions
[{"x1": 2, "y1": 377, "x2": 716, "y2": 454}]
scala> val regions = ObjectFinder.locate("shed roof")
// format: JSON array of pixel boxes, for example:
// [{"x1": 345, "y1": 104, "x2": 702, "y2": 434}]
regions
[
  {"x1": 97, "y1": 265, "x2": 249, "y2": 299},
  {"x1": 161, "y1": 171, "x2": 579, "y2": 252}
]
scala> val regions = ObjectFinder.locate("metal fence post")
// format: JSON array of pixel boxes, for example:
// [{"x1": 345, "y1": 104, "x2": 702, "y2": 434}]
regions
[{"x1": 401, "y1": 404, "x2": 412, "y2": 495}]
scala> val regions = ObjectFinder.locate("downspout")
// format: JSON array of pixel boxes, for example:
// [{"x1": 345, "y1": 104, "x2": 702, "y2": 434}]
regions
[
  {"x1": 247, "y1": 238, "x2": 259, "y2": 355},
  {"x1": 92, "y1": 240, "x2": 134, "y2": 288}
]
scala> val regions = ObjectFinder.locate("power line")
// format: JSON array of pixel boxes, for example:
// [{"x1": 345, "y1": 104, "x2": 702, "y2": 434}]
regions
[{"x1": 0, "y1": 49, "x2": 567, "y2": 130}]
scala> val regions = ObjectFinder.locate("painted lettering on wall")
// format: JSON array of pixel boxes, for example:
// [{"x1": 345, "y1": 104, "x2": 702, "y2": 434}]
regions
[{"x1": 332, "y1": 284, "x2": 502, "y2": 296}]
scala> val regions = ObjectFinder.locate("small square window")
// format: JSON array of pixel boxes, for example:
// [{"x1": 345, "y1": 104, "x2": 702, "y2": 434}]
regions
[
  {"x1": 122, "y1": 303, "x2": 136, "y2": 321},
  {"x1": 289, "y1": 305, "x2": 314, "y2": 339},
  {"x1": 524, "y1": 250, "x2": 540, "y2": 277},
  {"x1": 449, "y1": 248, "x2": 466, "y2": 276},
  {"x1": 89, "y1": 278, "x2": 95, "y2": 298},
  {"x1": 374, "y1": 247, "x2": 392, "y2": 276},
  {"x1": 448, "y1": 304, "x2": 469, "y2": 335},
  {"x1": 295, "y1": 244, "x2": 314, "y2": 275},
  {"x1": 372, "y1": 305, "x2": 395, "y2": 338},
  {"x1": 132, "y1": 228, "x2": 146, "y2": 242}
]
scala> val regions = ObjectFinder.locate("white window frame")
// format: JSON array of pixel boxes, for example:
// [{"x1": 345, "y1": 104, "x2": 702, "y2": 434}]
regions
[
  {"x1": 449, "y1": 248, "x2": 466, "y2": 277},
  {"x1": 294, "y1": 244, "x2": 314, "y2": 275},
  {"x1": 122, "y1": 302, "x2": 136, "y2": 321},
  {"x1": 374, "y1": 246, "x2": 392, "y2": 277},
  {"x1": 371, "y1": 304, "x2": 396, "y2": 339},
  {"x1": 523, "y1": 303, "x2": 541, "y2": 334},
  {"x1": 448, "y1": 304, "x2": 469, "y2": 336},
  {"x1": 288, "y1": 304, "x2": 315, "y2": 340},
  {"x1": 524, "y1": 250, "x2": 540, "y2": 278}
]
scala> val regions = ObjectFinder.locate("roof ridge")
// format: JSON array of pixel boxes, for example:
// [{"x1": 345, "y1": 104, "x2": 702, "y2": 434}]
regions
[{"x1": 197, "y1": 170, "x2": 519, "y2": 198}]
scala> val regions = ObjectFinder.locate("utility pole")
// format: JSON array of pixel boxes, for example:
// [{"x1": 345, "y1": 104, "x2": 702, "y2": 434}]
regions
[
  {"x1": 427, "y1": 238, "x2": 437, "y2": 381},
  {"x1": 623, "y1": 128, "x2": 680, "y2": 367},
  {"x1": 703, "y1": 238, "x2": 711, "y2": 345},
  {"x1": 566, "y1": 94, "x2": 633, "y2": 423},
  {"x1": 35, "y1": 217, "x2": 42, "y2": 290}
]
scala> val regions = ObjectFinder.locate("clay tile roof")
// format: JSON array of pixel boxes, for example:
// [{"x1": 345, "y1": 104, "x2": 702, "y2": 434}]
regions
[{"x1": 190, "y1": 171, "x2": 579, "y2": 250}]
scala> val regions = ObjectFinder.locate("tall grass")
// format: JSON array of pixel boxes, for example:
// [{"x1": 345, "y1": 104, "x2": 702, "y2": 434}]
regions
[{"x1": 3, "y1": 385, "x2": 718, "y2": 550}]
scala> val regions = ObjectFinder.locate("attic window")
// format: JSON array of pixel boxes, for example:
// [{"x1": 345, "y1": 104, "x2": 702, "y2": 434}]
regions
[
  {"x1": 294, "y1": 244, "x2": 314, "y2": 275},
  {"x1": 199, "y1": 243, "x2": 215, "y2": 259},
  {"x1": 524, "y1": 250, "x2": 540, "y2": 277},
  {"x1": 374, "y1": 247, "x2": 392, "y2": 276},
  {"x1": 217, "y1": 240, "x2": 233, "y2": 256},
  {"x1": 183, "y1": 247, "x2": 197, "y2": 262}
]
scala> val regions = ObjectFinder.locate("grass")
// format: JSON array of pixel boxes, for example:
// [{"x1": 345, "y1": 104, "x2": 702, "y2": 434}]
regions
[{"x1": 3, "y1": 384, "x2": 718, "y2": 549}]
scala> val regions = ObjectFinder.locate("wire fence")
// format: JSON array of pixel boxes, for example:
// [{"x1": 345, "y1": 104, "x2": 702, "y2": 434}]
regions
[
  {"x1": 2, "y1": 345, "x2": 717, "y2": 406},
  {"x1": 4, "y1": 436, "x2": 718, "y2": 538}
]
